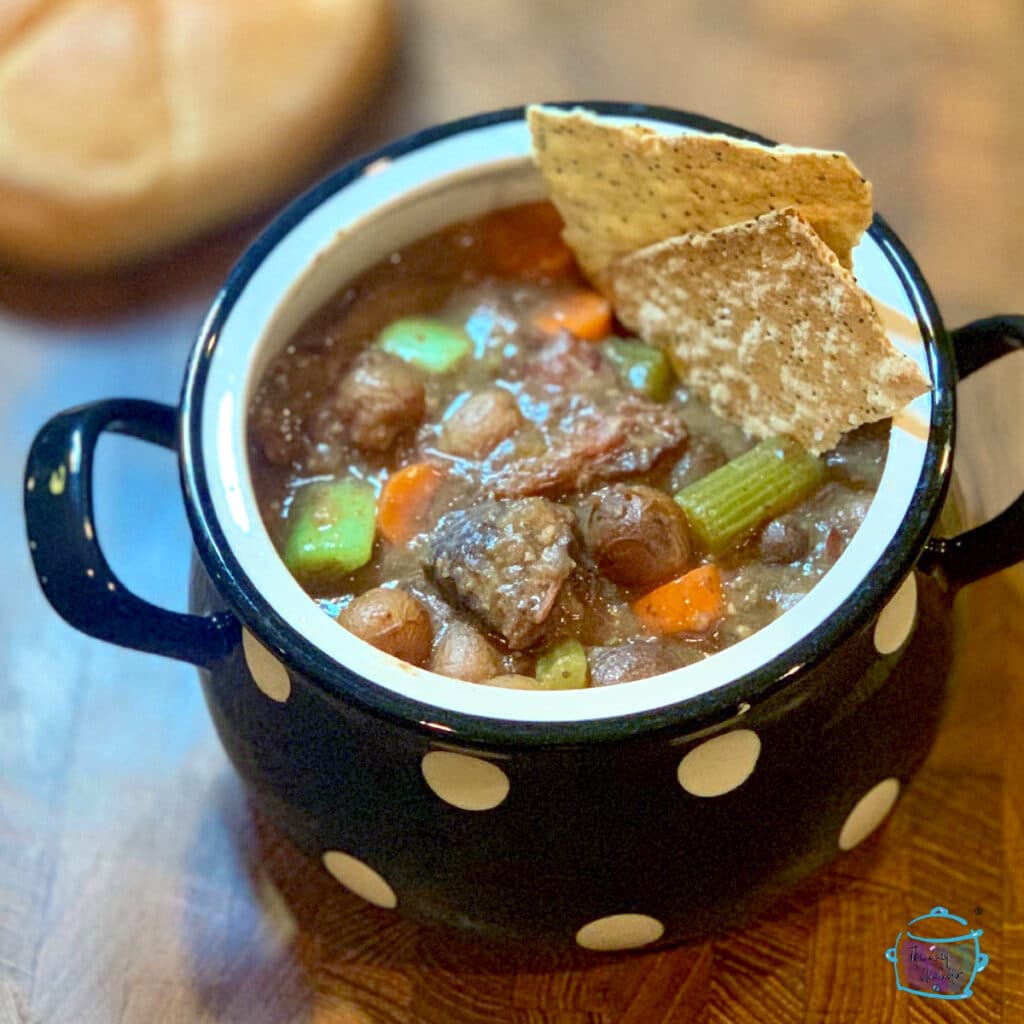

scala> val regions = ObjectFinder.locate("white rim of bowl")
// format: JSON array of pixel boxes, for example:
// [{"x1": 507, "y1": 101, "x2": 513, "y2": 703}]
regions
[{"x1": 198, "y1": 114, "x2": 933, "y2": 724}]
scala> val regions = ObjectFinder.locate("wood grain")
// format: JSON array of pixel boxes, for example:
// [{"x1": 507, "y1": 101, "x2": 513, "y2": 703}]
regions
[{"x1": 1, "y1": 0, "x2": 1023, "y2": 1020}]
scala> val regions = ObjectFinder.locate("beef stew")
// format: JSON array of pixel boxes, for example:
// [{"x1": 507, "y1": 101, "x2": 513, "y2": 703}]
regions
[{"x1": 248, "y1": 201, "x2": 887, "y2": 688}]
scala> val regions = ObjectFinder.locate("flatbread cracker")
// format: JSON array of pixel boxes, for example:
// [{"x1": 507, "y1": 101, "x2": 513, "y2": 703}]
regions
[
  {"x1": 609, "y1": 208, "x2": 931, "y2": 454},
  {"x1": 528, "y1": 105, "x2": 872, "y2": 286}
]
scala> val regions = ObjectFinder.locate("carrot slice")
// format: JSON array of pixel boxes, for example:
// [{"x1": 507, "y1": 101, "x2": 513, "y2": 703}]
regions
[
  {"x1": 633, "y1": 564, "x2": 725, "y2": 635},
  {"x1": 377, "y1": 463, "x2": 444, "y2": 544},
  {"x1": 533, "y1": 290, "x2": 613, "y2": 341},
  {"x1": 485, "y1": 202, "x2": 575, "y2": 278}
]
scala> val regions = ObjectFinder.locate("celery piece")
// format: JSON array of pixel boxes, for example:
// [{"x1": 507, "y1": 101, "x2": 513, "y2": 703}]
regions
[
  {"x1": 674, "y1": 437, "x2": 824, "y2": 556},
  {"x1": 284, "y1": 478, "x2": 376, "y2": 584},
  {"x1": 378, "y1": 317, "x2": 471, "y2": 373},
  {"x1": 535, "y1": 639, "x2": 589, "y2": 690},
  {"x1": 604, "y1": 338, "x2": 674, "y2": 402}
]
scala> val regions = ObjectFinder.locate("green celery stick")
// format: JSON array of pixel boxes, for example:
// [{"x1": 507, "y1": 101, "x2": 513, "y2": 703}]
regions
[
  {"x1": 378, "y1": 317, "x2": 471, "y2": 373},
  {"x1": 284, "y1": 478, "x2": 376, "y2": 584},
  {"x1": 535, "y1": 639, "x2": 589, "y2": 690},
  {"x1": 604, "y1": 338, "x2": 674, "y2": 401},
  {"x1": 674, "y1": 437, "x2": 823, "y2": 556}
]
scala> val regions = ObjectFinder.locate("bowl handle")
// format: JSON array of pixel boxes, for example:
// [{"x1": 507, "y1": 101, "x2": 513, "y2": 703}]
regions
[
  {"x1": 24, "y1": 399, "x2": 237, "y2": 668},
  {"x1": 921, "y1": 315, "x2": 1024, "y2": 587}
]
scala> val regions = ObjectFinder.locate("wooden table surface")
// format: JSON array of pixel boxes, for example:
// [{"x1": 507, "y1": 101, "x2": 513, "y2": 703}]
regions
[{"x1": 2, "y1": 2, "x2": 1023, "y2": 1021}]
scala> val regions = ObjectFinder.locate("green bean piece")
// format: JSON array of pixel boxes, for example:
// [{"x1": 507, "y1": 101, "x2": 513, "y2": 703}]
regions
[
  {"x1": 604, "y1": 338, "x2": 674, "y2": 401},
  {"x1": 674, "y1": 437, "x2": 824, "y2": 556},
  {"x1": 535, "y1": 639, "x2": 589, "y2": 690},
  {"x1": 284, "y1": 478, "x2": 376, "y2": 584},
  {"x1": 378, "y1": 317, "x2": 472, "y2": 373}
]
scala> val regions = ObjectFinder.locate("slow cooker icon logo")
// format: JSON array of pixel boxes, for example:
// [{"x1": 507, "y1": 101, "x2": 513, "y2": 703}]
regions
[{"x1": 885, "y1": 906, "x2": 989, "y2": 1000}]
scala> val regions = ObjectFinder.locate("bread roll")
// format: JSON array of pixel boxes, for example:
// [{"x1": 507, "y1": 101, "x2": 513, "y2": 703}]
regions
[{"x1": 0, "y1": 0, "x2": 395, "y2": 273}]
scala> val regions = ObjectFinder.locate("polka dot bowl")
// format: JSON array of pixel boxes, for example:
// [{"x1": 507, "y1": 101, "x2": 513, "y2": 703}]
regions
[{"x1": 25, "y1": 104, "x2": 1024, "y2": 951}]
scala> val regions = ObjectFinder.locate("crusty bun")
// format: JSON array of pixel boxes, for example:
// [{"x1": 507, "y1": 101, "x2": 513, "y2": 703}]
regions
[{"x1": 0, "y1": 0, "x2": 395, "y2": 273}]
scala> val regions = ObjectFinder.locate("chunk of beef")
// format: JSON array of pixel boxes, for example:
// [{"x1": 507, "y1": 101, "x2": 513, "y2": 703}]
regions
[
  {"x1": 485, "y1": 393, "x2": 688, "y2": 498},
  {"x1": 425, "y1": 498, "x2": 575, "y2": 649},
  {"x1": 336, "y1": 349, "x2": 425, "y2": 453}
]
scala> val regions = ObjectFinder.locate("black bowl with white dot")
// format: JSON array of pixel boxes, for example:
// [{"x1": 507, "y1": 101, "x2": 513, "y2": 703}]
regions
[
  {"x1": 190, "y1": 558, "x2": 949, "y2": 950},
  {"x1": 25, "y1": 103, "x2": 1024, "y2": 950}
]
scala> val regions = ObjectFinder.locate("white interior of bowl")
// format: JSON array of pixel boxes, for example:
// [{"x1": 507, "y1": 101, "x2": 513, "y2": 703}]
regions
[{"x1": 201, "y1": 114, "x2": 934, "y2": 723}]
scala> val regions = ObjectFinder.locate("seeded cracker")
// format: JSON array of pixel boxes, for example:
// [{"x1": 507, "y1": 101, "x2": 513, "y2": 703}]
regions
[
  {"x1": 609, "y1": 209, "x2": 931, "y2": 454},
  {"x1": 527, "y1": 105, "x2": 872, "y2": 287}
]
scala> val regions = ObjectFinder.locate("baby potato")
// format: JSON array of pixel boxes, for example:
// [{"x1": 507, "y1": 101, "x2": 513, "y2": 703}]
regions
[
  {"x1": 339, "y1": 587, "x2": 433, "y2": 666},
  {"x1": 578, "y1": 483, "x2": 693, "y2": 589}
]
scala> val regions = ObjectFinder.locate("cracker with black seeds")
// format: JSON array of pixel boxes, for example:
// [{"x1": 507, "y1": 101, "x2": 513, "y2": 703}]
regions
[
  {"x1": 609, "y1": 208, "x2": 931, "y2": 454},
  {"x1": 527, "y1": 105, "x2": 872, "y2": 287}
]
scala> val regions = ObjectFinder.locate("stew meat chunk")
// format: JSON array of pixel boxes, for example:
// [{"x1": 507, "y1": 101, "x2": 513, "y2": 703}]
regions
[{"x1": 427, "y1": 498, "x2": 575, "y2": 650}]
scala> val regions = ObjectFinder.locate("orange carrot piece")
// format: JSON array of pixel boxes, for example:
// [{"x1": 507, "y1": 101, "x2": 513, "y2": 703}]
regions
[
  {"x1": 633, "y1": 564, "x2": 725, "y2": 635},
  {"x1": 533, "y1": 290, "x2": 613, "y2": 341},
  {"x1": 485, "y1": 202, "x2": 575, "y2": 278},
  {"x1": 377, "y1": 463, "x2": 444, "y2": 544}
]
